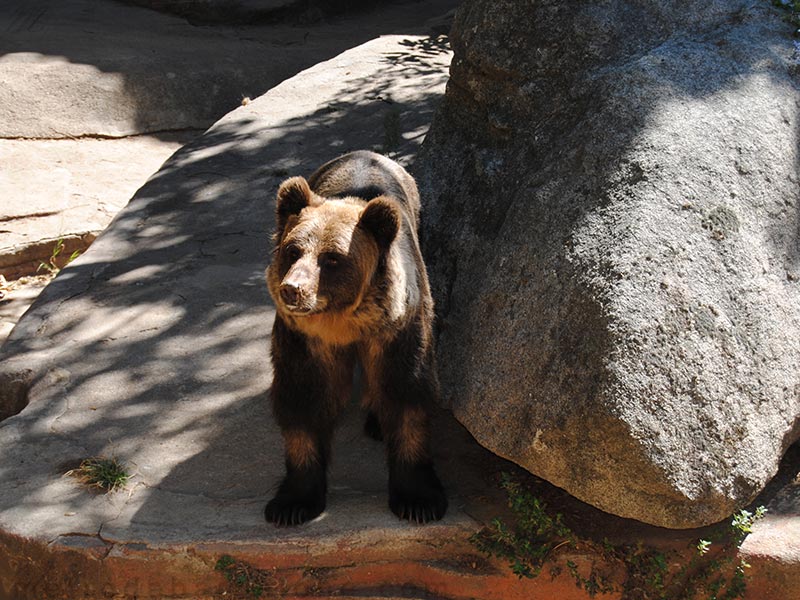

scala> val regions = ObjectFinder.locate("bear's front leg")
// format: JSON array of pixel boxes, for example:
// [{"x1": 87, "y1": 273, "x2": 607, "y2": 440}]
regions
[
  {"x1": 265, "y1": 428, "x2": 329, "y2": 526},
  {"x1": 266, "y1": 317, "x2": 335, "y2": 526},
  {"x1": 384, "y1": 403, "x2": 448, "y2": 524}
]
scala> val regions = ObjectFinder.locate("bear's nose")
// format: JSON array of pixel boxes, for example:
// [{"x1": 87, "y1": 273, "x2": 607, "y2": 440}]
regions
[{"x1": 280, "y1": 284, "x2": 301, "y2": 307}]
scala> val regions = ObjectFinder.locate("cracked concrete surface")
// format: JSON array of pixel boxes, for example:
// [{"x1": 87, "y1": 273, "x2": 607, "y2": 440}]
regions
[{"x1": 0, "y1": 134, "x2": 196, "y2": 280}]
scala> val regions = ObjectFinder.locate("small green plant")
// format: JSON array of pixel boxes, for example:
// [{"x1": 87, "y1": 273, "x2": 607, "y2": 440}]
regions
[
  {"x1": 37, "y1": 238, "x2": 80, "y2": 275},
  {"x1": 730, "y1": 506, "x2": 767, "y2": 540},
  {"x1": 68, "y1": 456, "x2": 129, "y2": 492},
  {"x1": 470, "y1": 472, "x2": 574, "y2": 579},
  {"x1": 773, "y1": 0, "x2": 800, "y2": 34},
  {"x1": 471, "y1": 472, "x2": 767, "y2": 600},
  {"x1": 215, "y1": 554, "x2": 279, "y2": 597}
]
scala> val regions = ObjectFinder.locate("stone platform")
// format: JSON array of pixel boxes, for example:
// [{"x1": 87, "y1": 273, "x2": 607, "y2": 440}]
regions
[
  {"x1": 0, "y1": 34, "x2": 545, "y2": 600},
  {"x1": 0, "y1": 0, "x2": 457, "y2": 284}
]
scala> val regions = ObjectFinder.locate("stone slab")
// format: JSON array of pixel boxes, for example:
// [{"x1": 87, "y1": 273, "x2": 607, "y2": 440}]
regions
[
  {"x1": 0, "y1": 33, "x2": 563, "y2": 600},
  {"x1": 0, "y1": 0, "x2": 458, "y2": 283},
  {"x1": 0, "y1": 0, "x2": 458, "y2": 138},
  {"x1": 0, "y1": 135, "x2": 194, "y2": 280},
  {"x1": 0, "y1": 276, "x2": 50, "y2": 345}
]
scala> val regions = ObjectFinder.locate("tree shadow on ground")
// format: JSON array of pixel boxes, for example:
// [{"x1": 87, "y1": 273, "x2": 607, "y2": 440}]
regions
[{"x1": 0, "y1": 33, "x2": 503, "y2": 552}]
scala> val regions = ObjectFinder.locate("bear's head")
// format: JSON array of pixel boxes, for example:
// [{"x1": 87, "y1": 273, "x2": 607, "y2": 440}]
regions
[{"x1": 267, "y1": 176, "x2": 402, "y2": 322}]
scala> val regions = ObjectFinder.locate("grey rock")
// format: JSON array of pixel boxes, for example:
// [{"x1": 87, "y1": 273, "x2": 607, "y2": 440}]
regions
[{"x1": 416, "y1": 0, "x2": 800, "y2": 528}]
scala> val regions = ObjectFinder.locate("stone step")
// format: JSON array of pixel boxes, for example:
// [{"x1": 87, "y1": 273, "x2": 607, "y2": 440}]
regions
[{"x1": 0, "y1": 135, "x2": 193, "y2": 280}]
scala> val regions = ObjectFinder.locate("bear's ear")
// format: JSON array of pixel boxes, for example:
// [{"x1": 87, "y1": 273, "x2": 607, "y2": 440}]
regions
[
  {"x1": 358, "y1": 196, "x2": 401, "y2": 251},
  {"x1": 275, "y1": 176, "x2": 312, "y2": 231}
]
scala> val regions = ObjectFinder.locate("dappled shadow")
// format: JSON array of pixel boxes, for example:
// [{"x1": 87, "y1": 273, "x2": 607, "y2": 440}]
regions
[
  {"x1": 0, "y1": 0, "x2": 795, "y2": 574},
  {"x1": 0, "y1": 32, "x2": 487, "y2": 559},
  {"x1": 0, "y1": 0, "x2": 460, "y2": 138}
]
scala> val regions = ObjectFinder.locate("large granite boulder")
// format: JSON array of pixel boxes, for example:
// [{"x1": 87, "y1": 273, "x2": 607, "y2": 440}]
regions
[{"x1": 417, "y1": 0, "x2": 800, "y2": 528}]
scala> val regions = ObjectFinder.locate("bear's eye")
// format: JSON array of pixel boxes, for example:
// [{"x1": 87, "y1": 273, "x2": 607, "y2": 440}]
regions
[
  {"x1": 320, "y1": 253, "x2": 344, "y2": 270},
  {"x1": 284, "y1": 244, "x2": 302, "y2": 262}
]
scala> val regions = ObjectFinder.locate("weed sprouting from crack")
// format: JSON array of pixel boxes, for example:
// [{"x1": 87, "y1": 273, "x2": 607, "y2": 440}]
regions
[
  {"x1": 67, "y1": 456, "x2": 130, "y2": 493},
  {"x1": 215, "y1": 555, "x2": 282, "y2": 597},
  {"x1": 37, "y1": 238, "x2": 81, "y2": 276}
]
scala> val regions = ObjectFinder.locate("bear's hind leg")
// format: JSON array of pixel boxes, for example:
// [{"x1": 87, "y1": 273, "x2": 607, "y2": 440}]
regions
[{"x1": 265, "y1": 428, "x2": 330, "y2": 526}]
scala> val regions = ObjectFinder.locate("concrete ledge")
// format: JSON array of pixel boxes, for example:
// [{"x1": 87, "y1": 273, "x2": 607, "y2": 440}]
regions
[
  {"x1": 0, "y1": 135, "x2": 193, "y2": 280},
  {"x1": 0, "y1": 520, "x2": 605, "y2": 599}
]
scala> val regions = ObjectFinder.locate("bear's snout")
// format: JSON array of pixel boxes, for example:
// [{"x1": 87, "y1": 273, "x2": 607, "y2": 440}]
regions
[
  {"x1": 280, "y1": 283, "x2": 301, "y2": 307},
  {"x1": 278, "y1": 277, "x2": 321, "y2": 314},
  {"x1": 278, "y1": 258, "x2": 320, "y2": 313}
]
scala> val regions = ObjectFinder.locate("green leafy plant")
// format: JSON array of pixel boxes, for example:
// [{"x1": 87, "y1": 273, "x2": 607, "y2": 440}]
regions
[
  {"x1": 470, "y1": 472, "x2": 574, "y2": 579},
  {"x1": 68, "y1": 456, "x2": 129, "y2": 493},
  {"x1": 773, "y1": 0, "x2": 800, "y2": 34},
  {"x1": 37, "y1": 238, "x2": 81, "y2": 275},
  {"x1": 471, "y1": 472, "x2": 767, "y2": 600},
  {"x1": 730, "y1": 506, "x2": 767, "y2": 540}
]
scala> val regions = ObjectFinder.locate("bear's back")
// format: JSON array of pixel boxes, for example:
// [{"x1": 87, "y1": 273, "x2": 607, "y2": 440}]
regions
[{"x1": 307, "y1": 151, "x2": 421, "y2": 228}]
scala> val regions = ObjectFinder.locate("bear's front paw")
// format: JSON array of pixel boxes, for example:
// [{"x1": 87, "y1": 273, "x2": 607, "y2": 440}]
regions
[
  {"x1": 264, "y1": 494, "x2": 325, "y2": 526},
  {"x1": 389, "y1": 464, "x2": 447, "y2": 524}
]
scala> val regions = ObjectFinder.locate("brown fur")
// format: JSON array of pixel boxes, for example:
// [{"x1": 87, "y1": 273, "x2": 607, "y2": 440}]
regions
[
  {"x1": 283, "y1": 429, "x2": 319, "y2": 468},
  {"x1": 264, "y1": 151, "x2": 446, "y2": 526},
  {"x1": 267, "y1": 196, "x2": 393, "y2": 345},
  {"x1": 394, "y1": 405, "x2": 428, "y2": 463}
]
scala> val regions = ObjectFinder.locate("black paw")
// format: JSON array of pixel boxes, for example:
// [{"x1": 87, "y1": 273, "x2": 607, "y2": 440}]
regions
[
  {"x1": 264, "y1": 493, "x2": 324, "y2": 526},
  {"x1": 389, "y1": 464, "x2": 447, "y2": 524},
  {"x1": 364, "y1": 411, "x2": 383, "y2": 441},
  {"x1": 265, "y1": 469, "x2": 326, "y2": 527}
]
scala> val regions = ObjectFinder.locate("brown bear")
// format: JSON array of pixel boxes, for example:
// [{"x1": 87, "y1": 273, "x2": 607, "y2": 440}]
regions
[{"x1": 264, "y1": 150, "x2": 447, "y2": 526}]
